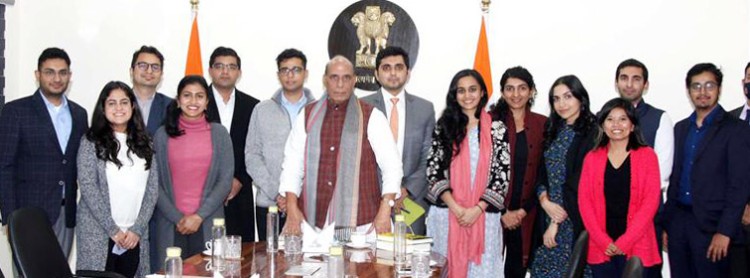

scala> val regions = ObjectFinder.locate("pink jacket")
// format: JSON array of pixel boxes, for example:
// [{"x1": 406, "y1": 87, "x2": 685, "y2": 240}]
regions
[{"x1": 578, "y1": 146, "x2": 662, "y2": 267}]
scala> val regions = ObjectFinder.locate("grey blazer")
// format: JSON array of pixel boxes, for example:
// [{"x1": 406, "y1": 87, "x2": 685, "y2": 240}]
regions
[
  {"x1": 361, "y1": 91, "x2": 436, "y2": 208},
  {"x1": 76, "y1": 137, "x2": 159, "y2": 276},
  {"x1": 151, "y1": 123, "x2": 234, "y2": 269}
]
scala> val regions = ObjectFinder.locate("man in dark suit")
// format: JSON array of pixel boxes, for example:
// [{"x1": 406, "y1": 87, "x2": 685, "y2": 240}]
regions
[
  {"x1": 206, "y1": 46, "x2": 259, "y2": 242},
  {"x1": 362, "y1": 46, "x2": 435, "y2": 235},
  {"x1": 130, "y1": 45, "x2": 172, "y2": 136},
  {"x1": 664, "y1": 63, "x2": 750, "y2": 278},
  {"x1": 0, "y1": 47, "x2": 88, "y2": 258},
  {"x1": 728, "y1": 61, "x2": 750, "y2": 278}
]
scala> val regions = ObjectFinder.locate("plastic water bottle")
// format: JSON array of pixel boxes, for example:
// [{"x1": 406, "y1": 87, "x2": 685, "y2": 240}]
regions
[
  {"x1": 327, "y1": 245, "x2": 345, "y2": 278},
  {"x1": 211, "y1": 218, "x2": 226, "y2": 272},
  {"x1": 394, "y1": 214, "x2": 408, "y2": 271},
  {"x1": 164, "y1": 247, "x2": 183, "y2": 278},
  {"x1": 267, "y1": 205, "x2": 279, "y2": 253}
]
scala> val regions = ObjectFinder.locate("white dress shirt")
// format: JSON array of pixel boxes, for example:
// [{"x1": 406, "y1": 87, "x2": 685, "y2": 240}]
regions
[
  {"x1": 381, "y1": 89, "x2": 406, "y2": 157},
  {"x1": 739, "y1": 102, "x2": 750, "y2": 121},
  {"x1": 654, "y1": 112, "x2": 674, "y2": 192},
  {"x1": 278, "y1": 102, "x2": 403, "y2": 199},
  {"x1": 212, "y1": 87, "x2": 236, "y2": 133}
]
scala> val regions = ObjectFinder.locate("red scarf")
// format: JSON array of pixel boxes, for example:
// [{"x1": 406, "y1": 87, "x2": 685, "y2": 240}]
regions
[{"x1": 447, "y1": 110, "x2": 492, "y2": 278}]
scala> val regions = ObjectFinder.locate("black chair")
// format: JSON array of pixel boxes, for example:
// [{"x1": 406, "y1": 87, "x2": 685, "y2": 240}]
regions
[
  {"x1": 622, "y1": 256, "x2": 644, "y2": 278},
  {"x1": 8, "y1": 207, "x2": 126, "y2": 278},
  {"x1": 565, "y1": 230, "x2": 589, "y2": 278}
]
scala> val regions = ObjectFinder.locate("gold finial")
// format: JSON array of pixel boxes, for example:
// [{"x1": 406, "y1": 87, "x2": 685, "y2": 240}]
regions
[
  {"x1": 190, "y1": 0, "x2": 199, "y2": 12},
  {"x1": 481, "y1": 0, "x2": 491, "y2": 13}
]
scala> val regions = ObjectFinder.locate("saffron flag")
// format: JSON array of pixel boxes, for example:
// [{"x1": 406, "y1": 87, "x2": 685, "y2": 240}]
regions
[
  {"x1": 185, "y1": 15, "x2": 203, "y2": 76},
  {"x1": 473, "y1": 16, "x2": 493, "y2": 98}
]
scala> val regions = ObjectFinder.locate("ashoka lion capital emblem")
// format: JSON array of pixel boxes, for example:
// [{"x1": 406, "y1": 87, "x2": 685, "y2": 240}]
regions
[{"x1": 351, "y1": 6, "x2": 395, "y2": 68}]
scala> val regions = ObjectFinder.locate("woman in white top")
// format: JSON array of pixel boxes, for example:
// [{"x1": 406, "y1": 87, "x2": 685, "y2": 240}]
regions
[{"x1": 76, "y1": 81, "x2": 158, "y2": 277}]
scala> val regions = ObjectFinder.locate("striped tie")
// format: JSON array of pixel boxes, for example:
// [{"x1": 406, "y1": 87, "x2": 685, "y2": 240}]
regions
[{"x1": 390, "y1": 98, "x2": 399, "y2": 141}]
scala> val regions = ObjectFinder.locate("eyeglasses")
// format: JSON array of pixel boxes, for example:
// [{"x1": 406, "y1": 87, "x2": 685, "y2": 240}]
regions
[
  {"x1": 41, "y1": 69, "x2": 70, "y2": 78},
  {"x1": 211, "y1": 63, "x2": 239, "y2": 71},
  {"x1": 135, "y1": 62, "x2": 162, "y2": 72},
  {"x1": 278, "y1": 66, "x2": 304, "y2": 76},
  {"x1": 689, "y1": 81, "x2": 718, "y2": 92}
]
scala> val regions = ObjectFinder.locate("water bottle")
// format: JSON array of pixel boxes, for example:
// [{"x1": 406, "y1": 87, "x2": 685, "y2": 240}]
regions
[
  {"x1": 211, "y1": 218, "x2": 226, "y2": 272},
  {"x1": 164, "y1": 247, "x2": 183, "y2": 278},
  {"x1": 327, "y1": 245, "x2": 345, "y2": 278},
  {"x1": 267, "y1": 205, "x2": 279, "y2": 252},
  {"x1": 394, "y1": 214, "x2": 408, "y2": 271}
]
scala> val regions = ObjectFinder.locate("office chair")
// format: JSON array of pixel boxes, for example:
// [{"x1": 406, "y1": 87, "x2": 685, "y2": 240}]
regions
[
  {"x1": 565, "y1": 230, "x2": 589, "y2": 278},
  {"x1": 622, "y1": 256, "x2": 644, "y2": 278}
]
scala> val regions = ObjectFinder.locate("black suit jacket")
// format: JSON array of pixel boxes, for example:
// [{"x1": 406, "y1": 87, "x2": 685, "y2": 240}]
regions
[
  {"x1": 206, "y1": 88, "x2": 259, "y2": 188},
  {"x1": 145, "y1": 92, "x2": 172, "y2": 136},
  {"x1": 0, "y1": 90, "x2": 88, "y2": 227},
  {"x1": 664, "y1": 106, "x2": 750, "y2": 239}
]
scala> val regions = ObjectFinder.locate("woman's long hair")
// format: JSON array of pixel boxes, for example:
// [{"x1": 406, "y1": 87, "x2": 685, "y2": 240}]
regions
[
  {"x1": 86, "y1": 81, "x2": 152, "y2": 169},
  {"x1": 543, "y1": 75, "x2": 596, "y2": 148},
  {"x1": 595, "y1": 98, "x2": 648, "y2": 150},
  {"x1": 491, "y1": 66, "x2": 536, "y2": 121},
  {"x1": 165, "y1": 75, "x2": 214, "y2": 137},
  {"x1": 435, "y1": 69, "x2": 489, "y2": 167}
]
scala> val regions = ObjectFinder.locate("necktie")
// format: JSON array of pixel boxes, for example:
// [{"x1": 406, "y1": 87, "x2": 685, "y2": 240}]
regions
[
  {"x1": 745, "y1": 109, "x2": 750, "y2": 124},
  {"x1": 390, "y1": 98, "x2": 399, "y2": 141}
]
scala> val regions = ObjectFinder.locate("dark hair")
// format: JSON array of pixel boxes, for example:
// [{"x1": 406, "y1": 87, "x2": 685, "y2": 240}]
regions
[
  {"x1": 209, "y1": 46, "x2": 241, "y2": 70},
  {"x1": 275, "y1": 48, "x2": 307, "y2": 69},
  {"x1": 375, "y1": 46, "x2": 410, "y2": 70},
  {"x1": 435, "y1": 69, "x2": 489, "y2": 166},
  {"x1": 38, "y1": 47, "x2": 71, "y2": 70},
  {"x1": 594, "y1": 98, "x2": 648, "y2": 150},
  {"x1": 744, "y1": 62, "x2": 750, "y2": 74},
  {"x1": 491, "y1": 66, "x2": 536, "y2": 121},
  {"x1": 130, "y1": 45, "x2": 164, "y2": 69},
  {"x1": 165, "y1": 75, "x2": 213, "y2": 137},
  {"x1": 685, "y1": 63, "x2": 723, "y2": 88},
  {"x1": 86, "y1": 81, "x2": 152, "y2": 169},
  {"x1": 616, "y1": 58, "x2": 649, "y2": 82},
  {"x1": 543, "y1": 75, "x2": 596, "y2": 148}
]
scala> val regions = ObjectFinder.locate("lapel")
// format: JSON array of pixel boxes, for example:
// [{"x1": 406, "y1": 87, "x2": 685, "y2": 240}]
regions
[
  {"x1": 31, "y1": 90, "x2": 64, "y2": 155},
  {"x1": 373, "y1": 90, "x2": 387, "y2": 113},
  {"x1": 147, "y1": 93, "x2": 164, "y2": 129},
  {"x1": 228, "y1": 90, "x2": 247, "y2": 137},
  {"x1": 64, "y1": 103, "x2": 84, "y2": 156},
  {"x1": 693, "y1": 108, "x2": 726, "y2": 162},
  {"x1": 206, "y1": 86, "x2": 222, "y2": 123}
]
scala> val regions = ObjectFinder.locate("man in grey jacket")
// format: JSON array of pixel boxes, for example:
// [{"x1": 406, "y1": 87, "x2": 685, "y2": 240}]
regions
[{"x1": 245, "y1": 48, "x2": 315, "y2": 241}]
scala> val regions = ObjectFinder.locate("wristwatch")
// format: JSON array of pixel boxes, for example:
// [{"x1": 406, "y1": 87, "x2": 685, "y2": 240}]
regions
[{"x1": 383, "y1": 198, "x2": 395, "y2": 207}]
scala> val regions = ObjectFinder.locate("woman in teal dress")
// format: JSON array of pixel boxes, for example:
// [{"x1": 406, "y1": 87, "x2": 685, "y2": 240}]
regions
[{"x1": 529, "y1": 75, "x2": 597, "y2": 277}]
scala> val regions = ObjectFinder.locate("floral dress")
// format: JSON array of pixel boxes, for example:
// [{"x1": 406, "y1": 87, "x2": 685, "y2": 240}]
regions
[{"x1": 529, "y1": 125, "x2": 591, "y2": 277}]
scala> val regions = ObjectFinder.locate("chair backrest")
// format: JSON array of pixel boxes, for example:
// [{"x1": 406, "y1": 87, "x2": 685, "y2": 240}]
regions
[
  {"x1": 622, "y1": 256, "x2": 644, "y2": 278},
  {"x1": 8, "y1": 207, "x2": 73, "y2": 278},
  {"x1": 565, "y1": 230, "x2": 589, "y2": 278}
]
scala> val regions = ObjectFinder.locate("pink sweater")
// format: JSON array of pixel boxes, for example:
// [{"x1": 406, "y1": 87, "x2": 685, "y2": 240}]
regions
[
  {"x1": 168, "y1": 116, "x2": 213, "y2": 215},
  {"x1": 578, "y1": 146, "x2": 662, "y2": 267}
]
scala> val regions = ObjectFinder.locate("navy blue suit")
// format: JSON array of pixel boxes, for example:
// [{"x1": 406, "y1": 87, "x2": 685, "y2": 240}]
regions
[
  {"x1": 664, "y1": 106, "x2": 750, "y2": 277},
  {"x1": 144, "y1": 92, "x2": 172, "y2": 136},
  {"x1": 0, "y1": 90, "x2": 88, "y2": 227}
]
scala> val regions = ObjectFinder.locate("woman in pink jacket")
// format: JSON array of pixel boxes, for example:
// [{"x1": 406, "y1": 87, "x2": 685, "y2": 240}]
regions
[{"x1": 578, "y1": 98, "x2": 662, "y2": 277}]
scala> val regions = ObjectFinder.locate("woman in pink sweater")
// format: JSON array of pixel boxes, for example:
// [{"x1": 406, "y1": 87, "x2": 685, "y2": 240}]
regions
[{"x1": 578, "y1": 98, "x2": 661, "y2": 277}]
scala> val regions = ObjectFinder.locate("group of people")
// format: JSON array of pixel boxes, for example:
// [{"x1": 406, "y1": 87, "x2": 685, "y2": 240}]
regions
[{"x1": 0, "y1": 44, "x2": 749, "y2": 278}]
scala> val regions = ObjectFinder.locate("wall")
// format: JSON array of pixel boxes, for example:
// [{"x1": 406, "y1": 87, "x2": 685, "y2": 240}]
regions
[{"x1": 1, "y1": 0, "x2": 750, "y2": 274}]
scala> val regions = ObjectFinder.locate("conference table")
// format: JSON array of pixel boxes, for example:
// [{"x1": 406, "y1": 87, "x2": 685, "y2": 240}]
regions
[{"x1": 176, "y1": 242, "x2": 447, "y2": 277}]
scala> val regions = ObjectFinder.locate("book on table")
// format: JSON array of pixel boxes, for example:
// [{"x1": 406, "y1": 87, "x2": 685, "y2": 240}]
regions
[{"x1": 376, "y1": 232, "x2": 433, "y2": 244}]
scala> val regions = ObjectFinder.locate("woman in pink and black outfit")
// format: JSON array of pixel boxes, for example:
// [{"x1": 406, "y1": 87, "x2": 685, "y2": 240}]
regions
[
  {"x1": 578, "y1": 98, "x2": 662, "y2": 277},
  {"x1": 150, "y1": 75, "x2": 233, "y2": 270}
]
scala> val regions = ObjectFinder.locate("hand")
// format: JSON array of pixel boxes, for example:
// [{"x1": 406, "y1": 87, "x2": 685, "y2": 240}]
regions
[
  {"x1": 742, "y1": 204, "x2": 750, "y2": 226},
  {"x1": 706, "y1": 233, "x2": 731, "y2": 262},
  {"x1": 282, "y1": 206, "x2": 304, "y2": 235},
  {"x1": 370, "y1": 201, "x2": 393, "y2": 234},
  {"x1": 449, "y1": 204, "x2": 467, "y2": 220},
  {"x1": 543, "y1": 223, "x2": 559, "y2": 248},
  {"x1": 458, "y1": 206, "x2": 483, "y2": 227},
  {"x1": 224, "y1": 178, "x2": 243, "y2": 205},
  {"x1": 605, "y1": 243, "x2": 624, "y2": 256},
  {"x1": 541, "y1": 199, "x2": 568, "y2": 224},
  {"x1": 662, "y1": 231, "x2": 669, "y2": 253},
  {"x1": 501, "y1": 209, "x2": 526, "y2": 230},
  {"x1": 111, "y1": 230, "x2": 127, "y2": 246},
  {"x1": 394, "y1": 187, "x2": 409, "y2": 213},
  {"x1": 276, "y1": 195, "x2": 288, "y2": 213},
  {"x1": 178, "y1": 214, "x2": 203, "y2": 235},
  {"x1": 121, "y1": 230, "x2": 140, "y2": 250}
]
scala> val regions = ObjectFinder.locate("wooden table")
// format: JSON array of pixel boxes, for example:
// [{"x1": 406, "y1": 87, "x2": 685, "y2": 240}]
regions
[{"x1": 178, "y1": 242, "x2": 447, "y2": 277}]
